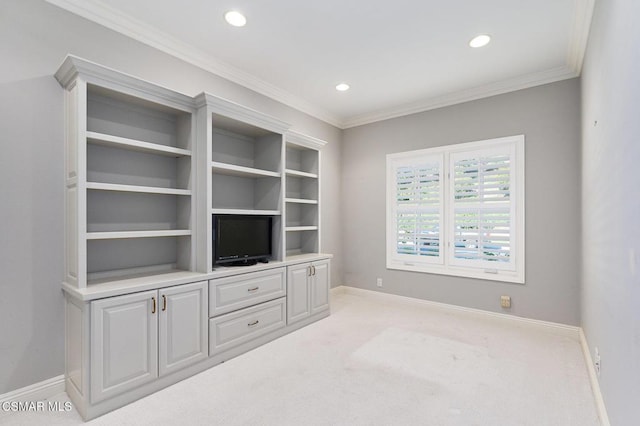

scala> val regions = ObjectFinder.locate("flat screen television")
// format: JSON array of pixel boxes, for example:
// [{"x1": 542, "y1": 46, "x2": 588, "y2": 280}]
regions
[{"x1": 212, "y1": 215, "x2": 273, "y2": 266}]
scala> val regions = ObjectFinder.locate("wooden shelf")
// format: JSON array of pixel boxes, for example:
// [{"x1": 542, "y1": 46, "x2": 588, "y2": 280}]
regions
[
  {"x1": 87, "y1": 131, "x2": 192, "y2": 157},
  {"x1": 285, "y1": 226, "x2": 318, "y2": 232},
  {"x1": 212, "y1": 162, "x2": 280, "y2": 178},
  {"x1": 86, "y1": 182, "x2": 191, "y2": 196},
  {"x1": 285, "y1": 198, "x2": 318, "y2": 205},
  {"x1": 285, "y1": 169, "x2": 318, "y2": 179},
  {"x1": 211, "y1": 208, "x2": 281, "y2": 216},
  {"x1": 86, "y1": 230, "x2": 192, "y2": 240}
]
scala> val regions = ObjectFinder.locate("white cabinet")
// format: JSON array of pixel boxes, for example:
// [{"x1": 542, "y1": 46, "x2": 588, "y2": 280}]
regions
[
  {"x1": 158, "y1": 282, "x2": 209, "y2": 376},
  {"x1": 91, "y1": 290, "x2": 158, "y2": 403},
  {"x1": 286, "y1": 260, "x2": 330, "y2": 325},
  {"x1": 90, "y1": 281, "x2": 207, "y2": 403}
]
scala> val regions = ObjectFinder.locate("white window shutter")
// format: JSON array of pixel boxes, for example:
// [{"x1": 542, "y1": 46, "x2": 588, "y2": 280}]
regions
[
  {"x1": 449, "y1": 146, "x2": 516, "y2": 271},
  {"x1": 389, "y1": 156, "x2": 443, "y2": 265}
]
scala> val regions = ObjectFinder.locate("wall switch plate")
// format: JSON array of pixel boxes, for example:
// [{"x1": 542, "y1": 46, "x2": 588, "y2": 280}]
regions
[
  {"x1": 376, "y1": 278, "x2": 383, "y2": 288},
  {"x1": 500, "y1": 295, "x2": 511, "y2": 309}
]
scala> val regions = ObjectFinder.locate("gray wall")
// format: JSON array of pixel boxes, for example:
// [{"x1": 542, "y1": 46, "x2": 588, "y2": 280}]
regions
[
  {"x1": 0, "y1": 0, "x2": 342, "y2": 394},
  {"x1": 342, "y1": 78, "x2": 581, "y2": 325},
  {"x1": 581, "y1": 0, "x2": 640, "y2": 424}
]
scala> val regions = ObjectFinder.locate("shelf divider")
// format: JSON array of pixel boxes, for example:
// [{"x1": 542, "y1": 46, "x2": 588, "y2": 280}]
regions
[
  {"x1": 86, "y1": 182, "x2": 191, "y2": 196},
  {"x1": 211, "y1": 208, "x2": 281, "y2": 216},
  {"x1": 87, "y1": 131, "x2": 192, "y2": 157},
  {"x1": 285, "y1": 168, "x2": 318, "y2": 179},
  {"x1": 212, "y1": 161, "x2": 281, "y2": 178},
  {"x1": 86, "y1": 230, "x2": 192, "y2": 240}
]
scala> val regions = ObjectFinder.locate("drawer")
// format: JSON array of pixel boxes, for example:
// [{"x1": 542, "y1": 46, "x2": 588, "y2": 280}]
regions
[
  {"x1": 209, "y1": 268, "x2": 286, "y2": 317},
  {"x1": 209, "y1": 297, "x2": 285, "y2": 355}
]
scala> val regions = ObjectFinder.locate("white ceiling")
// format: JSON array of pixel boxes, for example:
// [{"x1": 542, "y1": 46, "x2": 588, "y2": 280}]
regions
[{"x1": 47, "y1": 0, "x2": 595, "y2": 128}]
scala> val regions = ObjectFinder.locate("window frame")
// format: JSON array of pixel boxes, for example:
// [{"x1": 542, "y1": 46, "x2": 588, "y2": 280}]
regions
[{"x1": 386, "y1": 135, "x2": 525, "y2": 284}]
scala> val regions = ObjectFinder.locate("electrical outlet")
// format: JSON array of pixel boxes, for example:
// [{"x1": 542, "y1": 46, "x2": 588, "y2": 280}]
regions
[
  {"x1": 500, "y1": 295, "x2": 511, "y2": 309},
  {"x1": 594, "y1": 347, "x2": 601, "y2": 376},
  {"x1": 376, "y1": 278, "x2": 383, "y2": 288}
]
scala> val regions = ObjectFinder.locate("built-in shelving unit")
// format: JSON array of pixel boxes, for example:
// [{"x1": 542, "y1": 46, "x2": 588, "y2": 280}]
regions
[
  {"x1": 194, "y1": 93, "x2": 291, "y2": 273},
  {"x1": 55, "y1": 56, "x2": 196, "y2": 288},
  {"x1": 283, "y1": 131, "x2": 326, "y2": 258},
  {"x1": 56, "y1": 56, "x2": 332, "y2": 421}
]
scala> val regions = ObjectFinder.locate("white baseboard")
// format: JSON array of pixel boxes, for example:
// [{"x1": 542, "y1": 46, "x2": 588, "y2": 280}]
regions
[
  {"x1": 337, "y1": 286, "x2": 581, "y2": 339},
  {"x1": 579, "y1": 329, "x2": 611, "y2": 426},
  {"x1": 0, "y1": 375, "x2": 65, "y2": 404},
  {"x1": 0, "y1": 375, "x2": 64, "y2": 404}
]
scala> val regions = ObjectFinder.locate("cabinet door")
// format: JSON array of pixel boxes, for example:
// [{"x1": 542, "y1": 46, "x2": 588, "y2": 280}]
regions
[
  {"x1": 287, "y1": 263, "x2": 311, "y2": 324},
  {"x1": 310, "y1": 261, "x2": 330, "y2": 315},
  {"x1": 91, "y1": 290, "x2": 158, "y2": 404},
  {"x1": 159, "y1": 281, "x2": 208, "y2": 376}
]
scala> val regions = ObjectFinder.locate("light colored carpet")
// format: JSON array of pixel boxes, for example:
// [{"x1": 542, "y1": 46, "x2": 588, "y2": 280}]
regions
[{"x1": 1, "y1": 289, "x2": 600, "y2": 425}]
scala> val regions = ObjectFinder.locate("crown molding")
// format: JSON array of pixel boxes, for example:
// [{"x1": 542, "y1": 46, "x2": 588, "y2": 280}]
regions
[
  {"x1": 45, "y1": 0, "x2": 342, "y2": 128},
  {"x1": 46, "y1": 0, "x2": 594, "y2": 131},
  {"x1": 341, "y1": 65, "x2": 578, "y2": 129},
  {"x1": 55, "y1": 55, "x2": 195, "y2": 111},
  {"x1": 195, "y1": 92, "x2": 290, "y2": 134},
  {"x1": 567, "y1": 0, "x2": 596, "y2": 74},
  {"x1": 286, "y1": 130, "x2": 328, "y2": 150}
]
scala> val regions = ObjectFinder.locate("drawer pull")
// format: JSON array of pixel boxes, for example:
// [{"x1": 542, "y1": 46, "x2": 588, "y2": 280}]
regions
[
  {"x1": 248, "y1": 320, "x2": 259, "y2": 327},
  {"x1": 247, "y1": 286, "x2": 259, "y2": 292}
]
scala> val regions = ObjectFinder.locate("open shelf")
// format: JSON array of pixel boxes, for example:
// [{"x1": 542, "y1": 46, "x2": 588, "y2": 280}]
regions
[
  {"x1": 87, "y1": 230, "x2": 192, "y2": 240},
  {"x1": 87, "y1": 131, "x2": 191, "y2": 157},
  {"x1": 86, "y1": 235, "x2": 192, "y2": 285},
  {"x1": 211, "y1": 208, "x2": 281, "y2": 216},
  {"x1": 286, "y1": 230, "x2": 319, "y2": 256},
  {"x1": 86, "y1": 182, "x2": 191, "y2": 196},
  {"x1": 285, "y1": 226, "x2": 318, "y2": 232},
  {"x1": 212, "y1": 161, "x2": 281, "y2": 178},
  {"x1": 285, "y1": 145, "x2": 318, "y2": 176},
  {"x1": 285, "y1": 169, "x2": 318, "y2": 179},
  {"x1": 285, "y1": 198, "x2": 318, "y2": 204}
]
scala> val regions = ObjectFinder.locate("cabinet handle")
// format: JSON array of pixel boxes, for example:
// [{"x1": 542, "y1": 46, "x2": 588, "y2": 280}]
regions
[
  {"x1": 248, "y1": 320, "x2": 259, "y2": 327},
  {"x1": 162, "y1": 295, "x2": 167, "y2": 311},
  {"x1": 308, "y1": 266, "x2": 312, "y2": 277},
  {"x1": 247, "y1": 286, "x2": 259, "y2": 292},
  {"x1": 152, "y1": 297, "x2": 156, "y2": 314},
  {"x1": 312, "y1": 265, "x2": 316, "y2": 276}
]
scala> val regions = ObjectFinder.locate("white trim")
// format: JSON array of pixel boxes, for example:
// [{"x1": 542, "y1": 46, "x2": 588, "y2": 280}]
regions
[
  {"x1": 0, "y1": 375, "x2": 65, "y2": 404},
  {"x1": 195, "y1": 93, "x2": 290, "y2": 135},
  {"x1": 45, "y1": 0, "x2": 341, "y2": 128},
  {"x1": 45, "y1": 1, "x2": 590, "y2": 130},
  {"x1": 342, "y1": 66, "x2": 577, "y2": 128},
  {"x1": 386, "y1": 135, "x2": 525, "y2": 284},
  {"x1": 340, "y1": 286, "x2": 580, "y2": 339},
  {"x1": 567, "y1": 0, "x2": 596, "y2": 74},
  {"x1": 579, "y1": 329, "x2": 611, "y2": 426},
  {"x1": 285, "y1": 130, "x2": 328, "y2": 150},
  {"x1": 329, "y1": 285, "x2": 347, "y2": 296}
]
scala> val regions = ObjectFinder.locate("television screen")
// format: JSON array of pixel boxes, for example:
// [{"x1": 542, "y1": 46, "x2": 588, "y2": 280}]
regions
[{"x1": 213, "y1": 215, "x2": 272, "y2": 266}]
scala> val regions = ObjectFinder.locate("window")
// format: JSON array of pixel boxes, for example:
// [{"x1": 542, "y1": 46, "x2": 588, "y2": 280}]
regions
[{"x1": 386, "y1": 135, "x2": 524, "y2": 283}]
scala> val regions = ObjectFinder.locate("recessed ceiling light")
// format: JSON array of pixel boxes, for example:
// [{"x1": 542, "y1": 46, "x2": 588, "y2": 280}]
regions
[
  {"x1": 335, "y1": 83, "x2": 350, "y2": 92},
  {"x1": 469, "y1": 34, "x2": 491, "y2": 48},
  {"x1": 225, "y1": 10, "x2": 246, "y2": 27}
]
